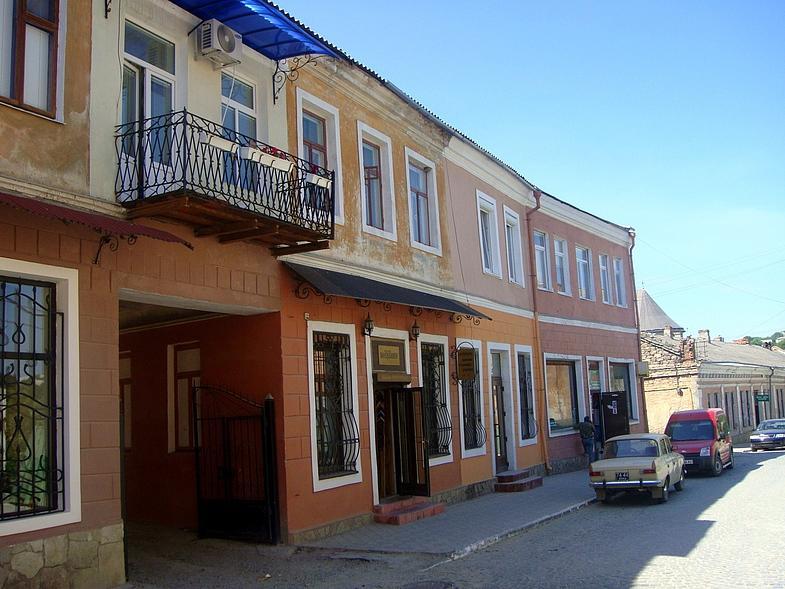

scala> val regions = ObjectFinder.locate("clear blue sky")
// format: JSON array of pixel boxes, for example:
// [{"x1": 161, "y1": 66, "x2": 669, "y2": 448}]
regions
[{"x1": 282, "y1": 0, "x2": 785, "y2": 339}]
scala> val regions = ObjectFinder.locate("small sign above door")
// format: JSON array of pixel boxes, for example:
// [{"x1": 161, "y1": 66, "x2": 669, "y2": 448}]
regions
[
  {"x1": 371, "y1": 338, "x2": 406, "y2": 373},
  {"x1": 456, "y1": 348, "x2": 476, "y2": 380}
]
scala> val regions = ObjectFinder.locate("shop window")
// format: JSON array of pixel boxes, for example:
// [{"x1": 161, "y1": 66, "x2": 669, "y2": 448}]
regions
[
  {"x1": 609, "y1": 361, "x2": 637, "y2": 420},
  {"x1": 546, "y1": 360, "x2": 580, "y2": 434},
  {"x1": 517, "y1": 351, "x2": 535, "y2": 441},
  {"x1": 312, "y1": 331, "x2": 359, "y2": 479},
  {"x1": 421, "y1": 341, "x2": 451, "y2": 458},
  {"x1": 174, "y1": 343, "x2": 200, "y2": 450}
]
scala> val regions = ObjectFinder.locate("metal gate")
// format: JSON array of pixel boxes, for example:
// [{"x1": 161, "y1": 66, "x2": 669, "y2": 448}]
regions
[
  {"x1": 192, "y1": 385, "x2": 280, "y2": 543},
  {"x1": 591, "y1": 390, "x2": 630, "y2": 444}
]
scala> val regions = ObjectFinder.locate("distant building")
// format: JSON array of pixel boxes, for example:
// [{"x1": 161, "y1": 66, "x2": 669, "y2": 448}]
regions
[{"x1": 638, "y1": 293, "x2": 785, "y2": 438}]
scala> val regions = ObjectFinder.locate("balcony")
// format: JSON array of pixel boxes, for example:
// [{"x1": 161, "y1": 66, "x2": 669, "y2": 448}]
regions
[{"x1": 115, "y1": 110, "x2": 334, "y2": 254}]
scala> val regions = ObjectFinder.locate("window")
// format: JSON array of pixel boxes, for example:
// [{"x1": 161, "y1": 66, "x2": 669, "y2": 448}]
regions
[
  {"x1": 553, "y1": 238, "x2": 570, "y2": 295},
  {"x1": 296, "y1": 89, "x2": 343, "y2": 221},
  {"x1": 598, "y1": 254, "x2": 612, "y2": 304},
  {"x1": 588, "y1": 359, "x2": 603, "y2": 396},
  {"x1": 504, "y1": 207, "x2": 524, "y2": 286},
  {"x1": 546, "y1": 360, "x2": 580, "y2": 433},
  {"x1": 221, "y1": 73, "x2": 257, "y2": 187},
  {"x1": 406, "y1": 148, "x2": 441, "y2": 255},
  {"x1": 613, "y1": 257, "x2": 627, "y2": 307},
  {"x1": 358, "y1": 123, "x2": 396, "y2": 239},
  {"x1": 740, "y1": 391, "x2": 749, "y2": 427},
  {"x1": 476, "y1": 192, "x2": 501, "y2": 277},
  {"x1": 120, "y1": 353, "x2": 132, "y2": 450},
  {"x1": 575, "y1": 246, "x2": 594, "y2": 300},
  {"x1": 0, "y1": 0, "x2": 59, "y2": 116},
  {"x1": 517, "y1": 350, "x2": 535, "y2": 442},
  {"x1": 310, "y1": 329, "x2": 360, "y2": 482},
  {"x1": 609, "y1": 361, "x2": 637, "y2": 421},
  {"x1": 533, "y1": 231, "x2": 551, "y2": 290},
  {"x1": 421, "y1": 340, "x2": 451, "y2": 459},
  {"x1": 174, "y1": 343, "x2": 200, "y2": 450},
  {"x1": 458, "y1": 344, "x2": 485, "y2": 455},
  {"x1": 724, "y1": 391, "x2": 737, "y2": 431}
]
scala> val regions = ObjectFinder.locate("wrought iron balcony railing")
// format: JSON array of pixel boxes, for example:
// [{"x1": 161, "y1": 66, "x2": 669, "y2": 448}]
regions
[{"x1": 115, "y1": 110, "x2": 335, "y2": 241}]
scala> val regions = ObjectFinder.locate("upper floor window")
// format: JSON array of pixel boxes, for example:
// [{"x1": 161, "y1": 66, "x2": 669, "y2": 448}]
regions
[
  {"x1": 613, "y1": 257, "x2": 627, "y2": 307},
  {"x1": 553, "y1": 238, "x2": 571, "y2": 295},
  {"x1": 0, "y1": 0, "x2": 60, "y2": 116},
  {"x1": 575, "y1": 245, "x2": 594, "y2": 300},
  {"x1": 358, "y1": 122, "x2": 396, "y2": 239},
  {"x1": 504, "y1": 207, "x2": 524, "y2": 286},
  {"x1": 406, "y1": 148, "x2": 441, "y2": 255},
  {"x1": 477, "y1": 192, "x2": 501, "y2": 277},
  {"x1": 598, "y1": 254, "x2": 612, "y2": 304},
  {"x1": 533, "y1": 231, "x2": 551, "y2": 290},
  {"x1": 221, "y1": 73, "x2": 256, "y2": 186},
  {"x1": 297, "y1": 89, "x2": 344, "y2": 221}
]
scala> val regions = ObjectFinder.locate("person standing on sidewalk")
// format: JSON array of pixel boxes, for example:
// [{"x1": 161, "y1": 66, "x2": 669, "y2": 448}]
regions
[{"x1": 578, "y1": 416, "x2": 596, "y2": 463}]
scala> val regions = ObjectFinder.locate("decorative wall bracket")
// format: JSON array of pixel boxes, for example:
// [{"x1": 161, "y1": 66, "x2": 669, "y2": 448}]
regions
[
  {"x1": 93, "y1": 233, "x2": 137, "y2": 265},
  {"x1": 294, "y1": 280, "x2": 333, "y2": 304},
  {"x1": 272, "y1": 55, "x2": 328, "y2": 104},
  {"x1": 450, "y1": 313, "x2": 481, "y2": 326}
]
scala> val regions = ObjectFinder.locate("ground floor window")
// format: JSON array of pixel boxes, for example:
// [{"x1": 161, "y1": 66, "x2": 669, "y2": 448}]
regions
[
  {"x1": 0, "y1": 276, "x2": 64, "y2": 521},
  {"x1": 609, "y1": 362, "x2": 636, "y2": 420},
  {"x1": 778, "y1": 389, "x2": 785, "y2": 419},
  {"x1": 724, "y1": 391, "x2": 737, "y2": 431},
  {"x1": 312, "y1": 331, "x2": 359, "y2": 479},
  {"x1": 174, "y1": 343, "x2": 200, "y2": 450},
  {"x1": 421, "y1": 341, "x2": 451, "y2": 458},
  {"x1": 517, "y1": 351, "x2": 535, "y2": 441},
  {"x1": 460, "y1": 348, "x2": 485, "y2": 451},
  {"x1": 546, "y1": 360, "x2": 579, "y2": 433},
  {"x1": 741, "y1": 390, "x2": 751, "y2": 427}
]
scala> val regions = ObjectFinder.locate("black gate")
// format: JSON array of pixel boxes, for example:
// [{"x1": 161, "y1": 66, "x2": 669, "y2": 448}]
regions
[
  {"x1": 592, "y1": 390, "x2": 630, "y2": 444},
  {"x1": 192, "y1": 386, "x2": 280, "y2": 543}
]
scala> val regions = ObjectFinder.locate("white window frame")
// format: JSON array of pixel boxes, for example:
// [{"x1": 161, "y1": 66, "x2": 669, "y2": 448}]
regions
[
  {"x1": 575, "y1": 245, "x2": 595, "y2": 301},
  {"x1": 598, "y1": 254, "x2": 612, "y2": 305},
  {"x1": 476, "y1": 191, "x2": 501, "y2": 278},
  {"x1": 307, "y1": 321, "x2": 362, "y2": 492},
  {"x1": 514, "y1": 344, "x2": 538, "y2": 447},
  {"x1": 504, "y1": 206, "x2": 525, "y2": 287},
  {"x1": 417, "y1": 334, "x2": 453, "y2": 467},
  {"x1": 543, "y1": 353, "x2": 586, "y2": 438},
  {"x1": 296, "y1": 88, "x2": 344, "y2": 224},
  {"x1": 457, "y1": 338, "x2": 486, "y2": 459},
  {"x1": 586, "y1": 356, "x2": 607, "y2": 395},
  {"x1": 533, "y1": 230, "x2": 552, "y2": 291},
  {"x1": 607, "y1": 357, "x2": 639, "y2": 423},
  {"x1": 553, "y1": 237, "x2": 571, "y2": 295},
  {"x1": 405, "y1": 147, "x2": 442, "y2": 256},
  {"x1": 487, "y1": 342, "x2": 516, "y2": 472},
  {"x1": 613, "y1": 257, "x2": 628, "y2": 308},
  {"x1": 0, "y1": 257, "x2": 81, "y2": 536},
  {"x1": 220, "y1": 72, "x2": 257, "y2": 136},
  {"x1": 357, "y1": 121, "x2": 396, "y2": 240}
]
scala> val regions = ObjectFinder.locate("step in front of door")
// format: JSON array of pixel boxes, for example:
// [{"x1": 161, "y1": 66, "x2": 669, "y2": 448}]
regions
[
  {"x1": 373, "y1": 500, "x2": 446, "y2": 525},
  {"x1": 494, "y1": 475, "x2": 544, "y2": 493},
  {"x1": 495, "y1": 468, "x2": 536, "y2": 484}
]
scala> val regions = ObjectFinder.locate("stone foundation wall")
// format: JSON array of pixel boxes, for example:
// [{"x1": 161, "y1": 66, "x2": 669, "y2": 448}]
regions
[
  {"x1": 548, "y1": 455, "x2": 587, "y2": 475},
  {"x1": 0, "y1": 523, "x2": 125, "y2": 588}
]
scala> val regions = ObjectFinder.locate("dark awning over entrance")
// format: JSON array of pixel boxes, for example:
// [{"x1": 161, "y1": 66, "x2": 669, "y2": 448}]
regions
[{"x1": 285, "y1": 262, "x2": 490, "y2": 320}]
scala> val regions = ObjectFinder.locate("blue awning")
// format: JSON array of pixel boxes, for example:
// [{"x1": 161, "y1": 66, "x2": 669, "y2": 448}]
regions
[{"x1": 171, "y1": 0, "x2": 339, "y2": 61}]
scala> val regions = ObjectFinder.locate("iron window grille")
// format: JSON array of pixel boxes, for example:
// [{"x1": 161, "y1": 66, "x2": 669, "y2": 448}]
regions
[
  {"x1": 312, "y1": 332, "x2": 359, "y2": 479},
  {"x1": 461, "y1": 351, "x2": 486, "y2": 450},
  {"x1": 421, "y1": 343, "x2": 452, "y2": 457},
  {"x1": 115, "y1": 109, "x2": 335, "y2": 240},
  {"x1": 518, "y1": 353, "x2": 536, "y2": 440},
  {"x1": 0, "y1": 276, "x2": 65, "y2": 522}
]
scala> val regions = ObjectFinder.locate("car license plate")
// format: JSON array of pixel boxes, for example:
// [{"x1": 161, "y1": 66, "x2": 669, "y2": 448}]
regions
[
  {"x1": 615, "y1": 472, "x2": 629, "y2": 481},
  {"x1": 684, "y1": 459, "x2": 693, "y2": 465}
]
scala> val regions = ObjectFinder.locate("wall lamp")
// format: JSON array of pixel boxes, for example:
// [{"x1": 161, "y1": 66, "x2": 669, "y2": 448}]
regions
[
  {"x1": 409, "y1": 320, "x2": 421, "y2": 341},
  {"x1": 363, "y1": 313, "x2": 375, "y2": 337}
]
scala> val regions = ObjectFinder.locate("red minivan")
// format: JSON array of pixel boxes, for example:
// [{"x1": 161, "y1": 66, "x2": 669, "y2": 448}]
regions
[{"x1": 664, "y1": 409, "x2": 734, "y2": 475}]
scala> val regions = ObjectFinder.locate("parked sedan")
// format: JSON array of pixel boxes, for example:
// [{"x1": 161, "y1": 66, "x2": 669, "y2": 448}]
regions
[
  {"x1": 589, "y1": 433, "x2": 685, "y2": 504},
  {"x1": 750, "y1": 420, "x2": 785, "y2": 451}
]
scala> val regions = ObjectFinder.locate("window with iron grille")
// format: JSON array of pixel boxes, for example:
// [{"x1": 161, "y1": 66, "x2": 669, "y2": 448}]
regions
[
  {"x1": 0, "y1": 276, "x2": 64, "y2": 522},
  {"x1": 312, "y1": 332, "x2": 359, "y2": 479},
  {"x1": 421, "y1": 342, "x2": 451, "y2": 457},
  {"x1": 517, "y1": 352, "x2": 536, "y2": 440},
  {"x1": 460, "y1": 349, "x2": 485, "y2": 450}
]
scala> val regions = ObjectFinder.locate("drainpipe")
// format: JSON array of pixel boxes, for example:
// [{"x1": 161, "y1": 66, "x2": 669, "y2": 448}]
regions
[
  {"x1": 525, "y1": 189, "x2": 551, "y2": 473},
  {"x1": 768, "y1": 366, "x2": 775, "y2": 420},
  {"x1": 628, "y1": 228, "x2": 650, "y2": 431}
]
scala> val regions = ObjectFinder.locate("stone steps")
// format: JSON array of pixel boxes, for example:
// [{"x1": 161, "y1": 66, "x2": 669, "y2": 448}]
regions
[
  {"x1": 373, "y1": 497, "x2": 446, "y2": 525},
  {"x1": 494, "y1": 469, "x2": 544, "y2": 493}
]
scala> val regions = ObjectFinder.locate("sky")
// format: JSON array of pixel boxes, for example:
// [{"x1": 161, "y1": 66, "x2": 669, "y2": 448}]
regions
[{"x1": 281, "y1": 0, "x2": 785, "y2": 339}]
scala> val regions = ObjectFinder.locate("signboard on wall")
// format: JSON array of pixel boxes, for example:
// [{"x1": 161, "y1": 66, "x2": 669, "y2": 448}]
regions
[
  {"x1": 756, "y1": 393, "x2": 770, "y2": 402},
  {"x1": 456, "y1": 348, "x2": 476, "y2": 381},
  {"x1": 371, "y1": 338, "x2": 406, "y2": 373}
]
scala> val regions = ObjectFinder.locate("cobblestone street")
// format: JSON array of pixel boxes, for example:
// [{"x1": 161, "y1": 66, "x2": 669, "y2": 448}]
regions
[{"x1": 127, "y1": 447, "x2": 785, "y2": 589}]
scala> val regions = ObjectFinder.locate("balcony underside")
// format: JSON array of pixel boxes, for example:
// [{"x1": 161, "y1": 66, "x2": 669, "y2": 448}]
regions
[{"x1": 124, "y1": 191, "x2": 330, "y2": 255}]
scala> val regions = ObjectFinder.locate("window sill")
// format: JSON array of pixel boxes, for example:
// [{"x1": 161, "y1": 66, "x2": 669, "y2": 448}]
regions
[
  {"x1": 429, "y1": 453, "x2": 453, "y2": 467},
  {"x1": 0, "y1": 100, "x2": 63, "y2": 124},
  {"x1": 0, "y1": 509, "x2": 81, "y2": 537},
  {"x1": 537, "y1": 286, "x2": 553, "y2": 293},
  {"x1": 548, "y1": 428, "x2": 579, "y2": 438},
  {"x1": 461, "y1": 445, "x2": 487, "y2": 459},
  {"x1": 362, "y1": 224, "x2": 397, "y2": 242},
  {"x1": 411, "y1": 240, "x2": 442, "y2": 257},
  {"x1": 556, "y1": 290, "x2": 572, "y2": 297},
  {"x1": 313, "y1": 469, "x2": 362, "y2": 492},
  {"x1": 482, "y1": 267, "x2": 503, "y2": 280},
  {"x1": 519, "y1": 437, "x2": 538, "y2": 447},
  {"x1": 509, "y1": 278, "x2": 525, "y2": 288}
]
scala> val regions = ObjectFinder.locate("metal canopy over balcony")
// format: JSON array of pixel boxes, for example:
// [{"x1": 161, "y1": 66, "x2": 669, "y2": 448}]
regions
[{"x1": 116, "y1": 110, "x2": 335, "y2": 255}]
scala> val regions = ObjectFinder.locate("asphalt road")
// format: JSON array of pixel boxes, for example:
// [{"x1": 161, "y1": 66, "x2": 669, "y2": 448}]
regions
[{"x1": 127, "y1": 448, "x2": 785, "y2": 589}]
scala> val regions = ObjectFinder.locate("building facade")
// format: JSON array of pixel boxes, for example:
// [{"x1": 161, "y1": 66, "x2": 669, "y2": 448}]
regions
[{"x1": 1, "y1": 0, "x2": 643, "y2": 585}]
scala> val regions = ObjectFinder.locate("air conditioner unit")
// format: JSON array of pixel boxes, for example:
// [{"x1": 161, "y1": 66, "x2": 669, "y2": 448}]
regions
[
  {"x1": 637, "y1": 361, "x2": 650, "y2": 377},
  {"x1": 198, "y1": 19, "x2": 242, "y2": 67}
]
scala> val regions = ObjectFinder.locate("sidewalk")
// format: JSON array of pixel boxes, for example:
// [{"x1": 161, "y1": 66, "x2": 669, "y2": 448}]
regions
[{"x1": 299, "y1": 469, "x2": 595, "y2": 560}]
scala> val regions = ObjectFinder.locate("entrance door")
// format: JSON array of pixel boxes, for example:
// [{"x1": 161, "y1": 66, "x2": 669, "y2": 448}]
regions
[
  {"x1": 391, "y1": 387, "x2": 430, "y2": 497},
  {"x1": 491, "y1": 373, "x2": 509, "y2": 473}
]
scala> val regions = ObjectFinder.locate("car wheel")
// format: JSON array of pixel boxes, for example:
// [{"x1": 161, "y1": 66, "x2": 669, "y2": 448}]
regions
[
  {"x1": 751, "y1": 447, "x2": 758, "y2": 452},
  {"x1": 658, "y1": 477, "x2": 670, "y2": 503},
  {"x1": 674, "y1": 471, "x2": 685, "y2": 492},
  {"x1": 711, "y1": 453, "x2": 723, "y2": 477},
  {"x1": 726, "y1": 449, "x2": 734, "y2": 470}
]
